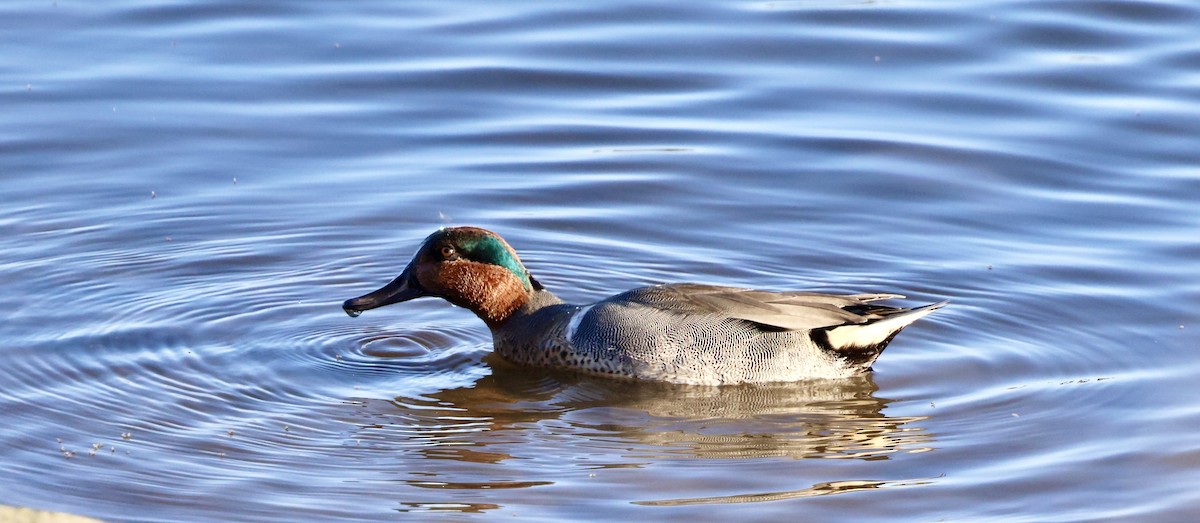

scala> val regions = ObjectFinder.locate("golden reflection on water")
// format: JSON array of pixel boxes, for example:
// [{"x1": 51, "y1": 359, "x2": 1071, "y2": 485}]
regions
[
  {"x1": 341, "y1": 363, "x2": 936, "y2": 513},
  {"x1": 357, "y1": 360, "x2": 933, "y2": 464}
]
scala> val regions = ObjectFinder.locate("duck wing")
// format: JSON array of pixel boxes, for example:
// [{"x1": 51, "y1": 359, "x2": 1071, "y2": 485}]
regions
[{"x1": 609, "y1": 283, "x2": 906, "y2": 331}]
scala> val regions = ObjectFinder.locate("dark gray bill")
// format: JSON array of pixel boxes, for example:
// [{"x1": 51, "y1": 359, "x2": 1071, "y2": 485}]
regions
[{"x1": 342, "y1": 267, "x2": 424, "y2": 317}]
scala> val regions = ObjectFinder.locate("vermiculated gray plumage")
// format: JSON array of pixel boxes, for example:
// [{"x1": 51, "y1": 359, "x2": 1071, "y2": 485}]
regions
[{"x1": 492, "y1": 284, "x2": 944, "y2": 385}]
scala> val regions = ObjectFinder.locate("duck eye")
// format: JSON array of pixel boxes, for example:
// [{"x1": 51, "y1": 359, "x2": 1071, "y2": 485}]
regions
[{"x1": 440, "y1": 245, "x2": 456, "y2": 258}]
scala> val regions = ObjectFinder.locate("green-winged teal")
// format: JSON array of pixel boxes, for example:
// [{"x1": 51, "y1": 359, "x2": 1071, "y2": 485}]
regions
[{"x1": 343, "y1": 226, "x2": 944, "y2": 385}]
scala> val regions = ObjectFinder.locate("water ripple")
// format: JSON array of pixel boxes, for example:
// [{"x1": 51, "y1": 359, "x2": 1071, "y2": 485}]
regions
[{"x1": 4, "y1": 0, "x2": 1200, "y2": 520}]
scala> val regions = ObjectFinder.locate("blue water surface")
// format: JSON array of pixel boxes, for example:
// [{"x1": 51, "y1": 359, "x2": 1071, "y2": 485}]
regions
[{"x1": 2, "y1": 1, "x2": 1199, "y2": 521}]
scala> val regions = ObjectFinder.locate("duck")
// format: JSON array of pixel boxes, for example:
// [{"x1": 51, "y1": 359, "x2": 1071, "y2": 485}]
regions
[{"x1": 343, "y1": 226, "x2": 944, "y2": 385}]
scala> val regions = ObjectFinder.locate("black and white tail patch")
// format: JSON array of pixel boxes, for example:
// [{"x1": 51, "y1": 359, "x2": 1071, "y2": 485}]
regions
[{"x1": 812, "y1": 301, "x2": 946, "y2": 367}]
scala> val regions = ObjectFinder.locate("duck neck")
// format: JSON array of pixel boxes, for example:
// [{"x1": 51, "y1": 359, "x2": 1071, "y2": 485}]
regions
[{"x1": 480, "y1": 287, "x2": 563, "y2": 330}]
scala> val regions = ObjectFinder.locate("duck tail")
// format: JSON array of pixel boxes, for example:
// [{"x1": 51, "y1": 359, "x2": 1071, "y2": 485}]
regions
[{"x1": 816, "y1": 301, "x2": 947, "y2": 368}]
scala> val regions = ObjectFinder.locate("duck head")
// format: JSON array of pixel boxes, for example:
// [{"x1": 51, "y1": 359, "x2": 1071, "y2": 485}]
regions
[{"x1": 342, "y1": 227, "x2": 542, "y2": 327}]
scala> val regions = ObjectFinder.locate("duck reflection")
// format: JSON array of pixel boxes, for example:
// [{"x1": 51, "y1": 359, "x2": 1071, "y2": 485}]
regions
[{"x1": 357, "y1": 356, "x2": 933, "y2": 463}]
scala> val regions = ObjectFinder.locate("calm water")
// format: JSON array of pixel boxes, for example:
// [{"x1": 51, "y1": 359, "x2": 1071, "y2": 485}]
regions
[{"x1": 3, "y1": 1, "x2": 1199, "y2": 521}]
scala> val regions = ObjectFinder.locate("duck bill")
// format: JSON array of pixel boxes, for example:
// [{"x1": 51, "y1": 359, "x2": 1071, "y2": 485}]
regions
[{"x1": 343, "y1": 267, "x2": 425, "y2": 317}]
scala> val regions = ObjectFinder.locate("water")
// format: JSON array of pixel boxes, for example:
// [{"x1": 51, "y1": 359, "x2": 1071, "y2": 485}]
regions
[{"x1": 3, "y1": 0, "x2": 1199, "y2": 521}]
